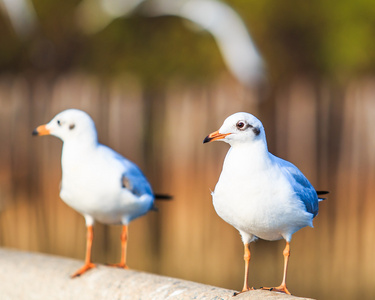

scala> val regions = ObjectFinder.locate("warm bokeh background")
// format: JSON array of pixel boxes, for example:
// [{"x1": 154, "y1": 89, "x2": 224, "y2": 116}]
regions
[{"x1": 1, "y1": 1, "x2": 375, "y2": 299}]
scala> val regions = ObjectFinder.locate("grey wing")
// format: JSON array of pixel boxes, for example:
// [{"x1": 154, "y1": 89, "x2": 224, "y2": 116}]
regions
[
  {"x1": 272, "y1": 155, "x2": 319, "y2": 217},
  {"x1": 119, "y1": 157, "x2": 153, "y2": 197},
  {"x1": 99, "y1": 144, "x2": 153, "y2": 197}
]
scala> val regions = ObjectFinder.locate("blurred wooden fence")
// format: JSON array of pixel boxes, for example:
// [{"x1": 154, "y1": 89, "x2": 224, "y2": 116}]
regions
[{"x1": 0, "y1": 73, "x2": 375, "y2": 300}]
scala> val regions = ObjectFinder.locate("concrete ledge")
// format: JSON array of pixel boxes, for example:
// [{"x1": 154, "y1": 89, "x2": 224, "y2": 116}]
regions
[{"x1": 0, "y1": 248, "x2": 313, "y2": 299}]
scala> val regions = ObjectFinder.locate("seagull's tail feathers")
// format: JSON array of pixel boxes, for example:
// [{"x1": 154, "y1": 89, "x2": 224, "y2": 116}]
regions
[
  {"x1": 154, "y1": 194, "x2": 173, "y2": 201},
  {"x1": 316, "y1": 190, "x2": 329, "y2": 201}
]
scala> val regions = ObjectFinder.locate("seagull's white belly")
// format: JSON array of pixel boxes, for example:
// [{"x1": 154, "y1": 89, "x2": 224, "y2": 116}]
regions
[
  {"x1": 59, "y1": 165, "x2": 144, "y2": 224},
  {"x1": 61, "y1": 180, "x2": 151, "y2": 225},
  {"x1": 212, "y1": 176, "x2": 313, "y2": 241},
  {"x1": 60, "y1": 177, "x2": 122, "y2": 223}
]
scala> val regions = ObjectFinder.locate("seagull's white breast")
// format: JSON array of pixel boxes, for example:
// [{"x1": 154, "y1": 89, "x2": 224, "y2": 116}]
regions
[{"x1": 212, "y1": 145, "x2": 313, "y2": 242}]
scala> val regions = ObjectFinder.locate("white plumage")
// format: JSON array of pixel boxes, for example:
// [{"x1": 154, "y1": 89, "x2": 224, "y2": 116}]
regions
[
  {"x1": 204, "y1": 112, "x2": 325, "y2": 295},
  {"x1": 33, "y1": 109, "x2": 159, "y2": 277}
]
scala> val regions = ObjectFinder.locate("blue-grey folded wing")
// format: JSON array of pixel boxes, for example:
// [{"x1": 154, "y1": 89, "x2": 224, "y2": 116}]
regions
[
  {"x1": 120, "y1": 158, "x2": 153, "y2": 197},
  {"x1": 272, "y1": 155, "x2": 319, "y2": 217},
  {"x1": 99, "y1": 144, "x2": 153, "y2": 197}
]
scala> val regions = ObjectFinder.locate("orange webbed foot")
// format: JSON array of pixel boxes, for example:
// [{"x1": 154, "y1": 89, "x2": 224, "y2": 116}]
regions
[
  {"x1": 107, "y1": 262, "x2": 129, "y2": 270},
  {"x1": 260, "y1": 285, "x2": 291, "y2": 295},
  {"x1": 71, "y1": 262, "x2": 96, "y2": 278}
]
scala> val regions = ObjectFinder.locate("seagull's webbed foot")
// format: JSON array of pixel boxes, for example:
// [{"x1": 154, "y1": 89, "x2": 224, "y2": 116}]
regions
[
  {"x1": 107, "y1": 262, "x2": 129, "y2": 270},
  {"x1": 260, "y1": 284, "x2": 291, "y2": 295},
  {"x1": 233, "y1": 287, "x2": 254, "y2": 296},
  {"x1": 71, "y1": 262, "x2": 96, "y2": 278}
]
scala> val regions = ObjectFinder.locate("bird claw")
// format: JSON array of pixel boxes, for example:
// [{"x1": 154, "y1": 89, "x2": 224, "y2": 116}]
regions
[
  {"x1": 260, "y1": 285, "x2": 291, "y2": 295},
  {"x1": 71, "y1": 262, "x2": 96, "y2": 278}
]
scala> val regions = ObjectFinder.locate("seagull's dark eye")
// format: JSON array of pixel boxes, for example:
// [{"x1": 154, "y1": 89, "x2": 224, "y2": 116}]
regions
[
  {"x1": 236, "y1": 121, "x2": 246, "y2": 130},
  {"x1": 57, "y1": 120, "x2": 61, "y2": 126}
]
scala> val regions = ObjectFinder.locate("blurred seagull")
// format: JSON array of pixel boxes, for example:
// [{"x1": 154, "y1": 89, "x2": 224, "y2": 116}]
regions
[
  {"x1": 143, "y1": 0, "x2": 264, "y2": 85},
  {"x1": 0, "y1": 0, "x2": 37, "y2": 38},
  {"x1": 203, "y1": 112, "x2": 327, "y2": 295},
  {"x1": 33, "y1": 109, "x2": 171, "y2": 277},
  {"x1": 75, "y1": 0, "x2": 264, "y2": 85}
]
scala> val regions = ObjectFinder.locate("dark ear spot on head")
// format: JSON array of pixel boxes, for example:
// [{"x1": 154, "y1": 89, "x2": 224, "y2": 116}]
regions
[
  {"x1": 69, "y1": 123, "x2": 75, "y2": 130},
  {"x1": 253, "y1": 127, "x2": 260, "y2": 136}
]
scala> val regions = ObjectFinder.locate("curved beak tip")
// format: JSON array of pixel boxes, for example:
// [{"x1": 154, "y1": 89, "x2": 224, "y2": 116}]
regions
[
  {"x1": 32, "y1": 124, "x2": 50, "y2": 136},
  {"x1": 203, "y1": 136, "x2": 211, "y2": 144},
  {"x1": 203, "y1": 130, "x2": 230, "y2": 144},
  {"x1": 32, "y1": 128, "x2": 39, "y2": 136}
]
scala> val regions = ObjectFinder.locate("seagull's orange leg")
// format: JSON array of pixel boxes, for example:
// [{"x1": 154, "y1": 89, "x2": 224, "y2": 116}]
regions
[
  {"x1": 71, "y1": 225, "x2": 96, "y2": 278},
  {"x1": 261, "y1": 241, "x2": 291, "y2": 295},
  {"x1": 108, "y1": 224, "x2": 129, "y2": 269},
  {"x1": 273, "y1": 241, "x2": 291, "y2": 294},
  {"x1": 234, "y1": 243, "x2": 254, "y2": 296}
]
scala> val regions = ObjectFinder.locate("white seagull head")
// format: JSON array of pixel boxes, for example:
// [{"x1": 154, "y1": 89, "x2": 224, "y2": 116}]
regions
[
  {"x1": 203, "y1": 112, "x2": 266, "y2": 146},
  {"x1": 32, "y1": 109, "x2": 98, "y2": 144}
]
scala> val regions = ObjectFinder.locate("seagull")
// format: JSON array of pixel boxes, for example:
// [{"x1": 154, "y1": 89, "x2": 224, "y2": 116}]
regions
[
  {"x1": 203, "y1": 112, "x2": 327, "y2": 295},
  {"x1": 33, "y1": 109, "x2": 170, "y2": 277},
  {"x1": 75, "y1": 0, "x2": 264, "y2": 85}
]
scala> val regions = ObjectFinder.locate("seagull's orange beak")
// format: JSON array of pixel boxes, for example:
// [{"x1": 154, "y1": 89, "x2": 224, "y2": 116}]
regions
[
  {"x1": 203, "y1": 130, "x2": 231, "y2": 143},
  {"x1": 32, "y1": 124, "x2": 50, "y2": 136}
]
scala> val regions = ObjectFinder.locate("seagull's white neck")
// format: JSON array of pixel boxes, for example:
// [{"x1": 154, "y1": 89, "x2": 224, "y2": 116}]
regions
[
  {"x1": 223, "y1": 138, "x2": 271, "y2": 174},
  {"x1": 61, "y1": 134, "x2": 98, "y2": 166}
]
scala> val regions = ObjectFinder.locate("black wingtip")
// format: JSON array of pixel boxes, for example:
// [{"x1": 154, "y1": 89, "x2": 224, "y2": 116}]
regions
[
  {"x1": 154, "y1": 194, "x2": 173, "y2": 200},
  {"x1": 317, "y1": 191, "x2": 329, "y2": 195}
]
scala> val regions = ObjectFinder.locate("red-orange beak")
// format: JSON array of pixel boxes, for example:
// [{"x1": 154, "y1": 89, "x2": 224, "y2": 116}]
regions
[
  {"x1": 32, "y1": 124, "x2": 51, "y2": 136},
  {"x1": 203, "y1": 130, "x2": 231, "y2": 143}
]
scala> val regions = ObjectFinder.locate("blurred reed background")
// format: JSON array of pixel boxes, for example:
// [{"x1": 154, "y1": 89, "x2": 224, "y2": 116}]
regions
[{"x1": 1, "y1": 1, "x2": 375, "y2": 300}]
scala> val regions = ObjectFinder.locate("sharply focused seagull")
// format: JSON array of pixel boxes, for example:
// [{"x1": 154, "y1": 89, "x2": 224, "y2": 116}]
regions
[
  {"x1": 33, "y1": 109, "x2": 170, "y2": 277},
  {"x1": 203, "y1": 112, "x2": 327, "y2": 295}
]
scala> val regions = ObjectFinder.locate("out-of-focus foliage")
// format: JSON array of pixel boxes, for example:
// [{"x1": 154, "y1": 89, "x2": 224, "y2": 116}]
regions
[
  {"x1": 85, "y1": 16, "x2": 224, "y2": 85},
  {"x1": 230, "y1": 0, "x2": 375, "y2": 81},
  {"x1": 1, "y1": 0, "x2": 375, "y2": 83},
  {"x1": 0, "y1": 0, "x2": 224, "y2": 85}
]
